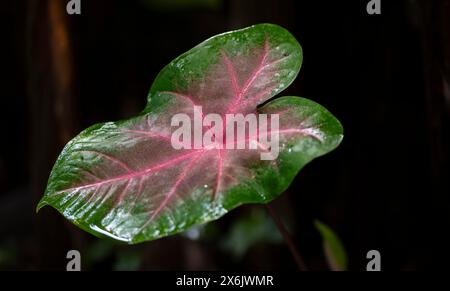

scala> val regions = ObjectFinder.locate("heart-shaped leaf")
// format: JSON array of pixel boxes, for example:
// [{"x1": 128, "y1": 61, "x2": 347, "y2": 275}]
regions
[{"x1": 37, "y1": 24, "x2": 343, "y2": 243}]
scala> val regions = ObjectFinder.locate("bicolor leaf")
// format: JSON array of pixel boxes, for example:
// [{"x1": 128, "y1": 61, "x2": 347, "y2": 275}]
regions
[{"x1": 37, "y1": 24, "x2": 343, "y2": 243}]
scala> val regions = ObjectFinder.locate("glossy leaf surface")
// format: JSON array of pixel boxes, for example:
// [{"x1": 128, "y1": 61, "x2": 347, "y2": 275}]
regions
[{"x1": 38, "y1": 24, "x2": 343, "y2": 243}]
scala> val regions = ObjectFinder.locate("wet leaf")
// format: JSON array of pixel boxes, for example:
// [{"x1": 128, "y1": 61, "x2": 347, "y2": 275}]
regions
[{"x1": 38, "y1": 24, "x2": 343, "y2": 243}]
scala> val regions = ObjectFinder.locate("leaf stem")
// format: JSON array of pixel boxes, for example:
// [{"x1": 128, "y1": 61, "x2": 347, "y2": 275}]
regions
[{"x1": 265, "y1": 204, "x2": 308, "y2": 271}]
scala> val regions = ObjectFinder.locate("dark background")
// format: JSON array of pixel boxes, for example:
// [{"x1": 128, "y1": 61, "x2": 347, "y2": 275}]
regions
[{"x1": 0, "y1": 0, "x2": 449, "y2": 270}]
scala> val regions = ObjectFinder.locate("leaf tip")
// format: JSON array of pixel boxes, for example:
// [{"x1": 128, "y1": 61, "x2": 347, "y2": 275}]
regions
[
  {"x1": 35, "y1": 199, "x2": 48, "y2": 213},
  {"x1": 313, "y1": 219, "x2": 326, "y2": 233},
  {"x1": 314, "y1": 219, "x2": 348, "y2": 271}
]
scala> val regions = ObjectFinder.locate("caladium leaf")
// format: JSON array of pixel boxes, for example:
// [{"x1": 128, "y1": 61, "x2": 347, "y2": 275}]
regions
[{"x1": 37, "y1": 24, "x2": 343, "y2": 243}]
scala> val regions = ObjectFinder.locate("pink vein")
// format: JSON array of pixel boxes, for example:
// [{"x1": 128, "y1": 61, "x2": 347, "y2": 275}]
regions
[
  {"x1": 79, "y1": 168, "x2": 100, "y2": 182},
  {"x1": 240, "y1": 84, "x2": 277, "y2": 108},
  {"x1": 225, "y1": 38, "x2": 270, "y2": 114},
  {"x1": 123, "y1": 129, "x2": 188, "y2": 149},
  {"x1": 232, "y1": 55, "x2": 290, "y2": 109},
  {"x1": 82, "y1": 150, "x2": 133, "y2": 173},
  {"x1": 85, "y1": 186, "x2": 101, "y2": 205},
  {"x1": 72, "y1": 186, "x2": 100, "y2": 218},
  {"x1": 213, "y1": 149, "x2": 224, "y2": 200},
  {"x1": 121, "y1": 129, "x2": 172, "y2": 142},
  {"x1": 140, "y1": 151, "x2": 205, "y2": 230},
  {"x1": 221, "y1": 51, "x2": 240, "y2": 97},
  {"x1": 261, "y1": 55, "x2": 290, "y2": 70},
  {"x1": 223, "y1": 128, "x2": 324, "y2": 148},
  {"x1": 160, "y1": 91, "x2": 211, "y2": 131},
  {"x1": 211, "y1": 38, "x2": 270, "y2": 200},
  {"x1": 114, "y1": 180, "x2": 131, "y2": 207},
  {"x1": 239, "y1": 39, "x2": 270, "y2": 101},
  {"x1": 225, "y1": 173, "x2": 238, "y2": 184},
  {"x1": 57, "y1": 150, "x2": 201, "y2": 195},
  {"x1": 127, "y1": 177, "x2": 144, "y2": 215}
]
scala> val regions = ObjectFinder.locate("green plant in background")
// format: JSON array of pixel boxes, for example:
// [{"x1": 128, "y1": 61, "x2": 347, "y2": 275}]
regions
[
  {"x1": 221, "y1": 208, "x2": 283, "y2": 259},
  {"x1": 37, "y1": 24, "x2": 343, "y2": 246},
  {"x1": 315, "y1": 220, "x2": 348, "y2": 271}
]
